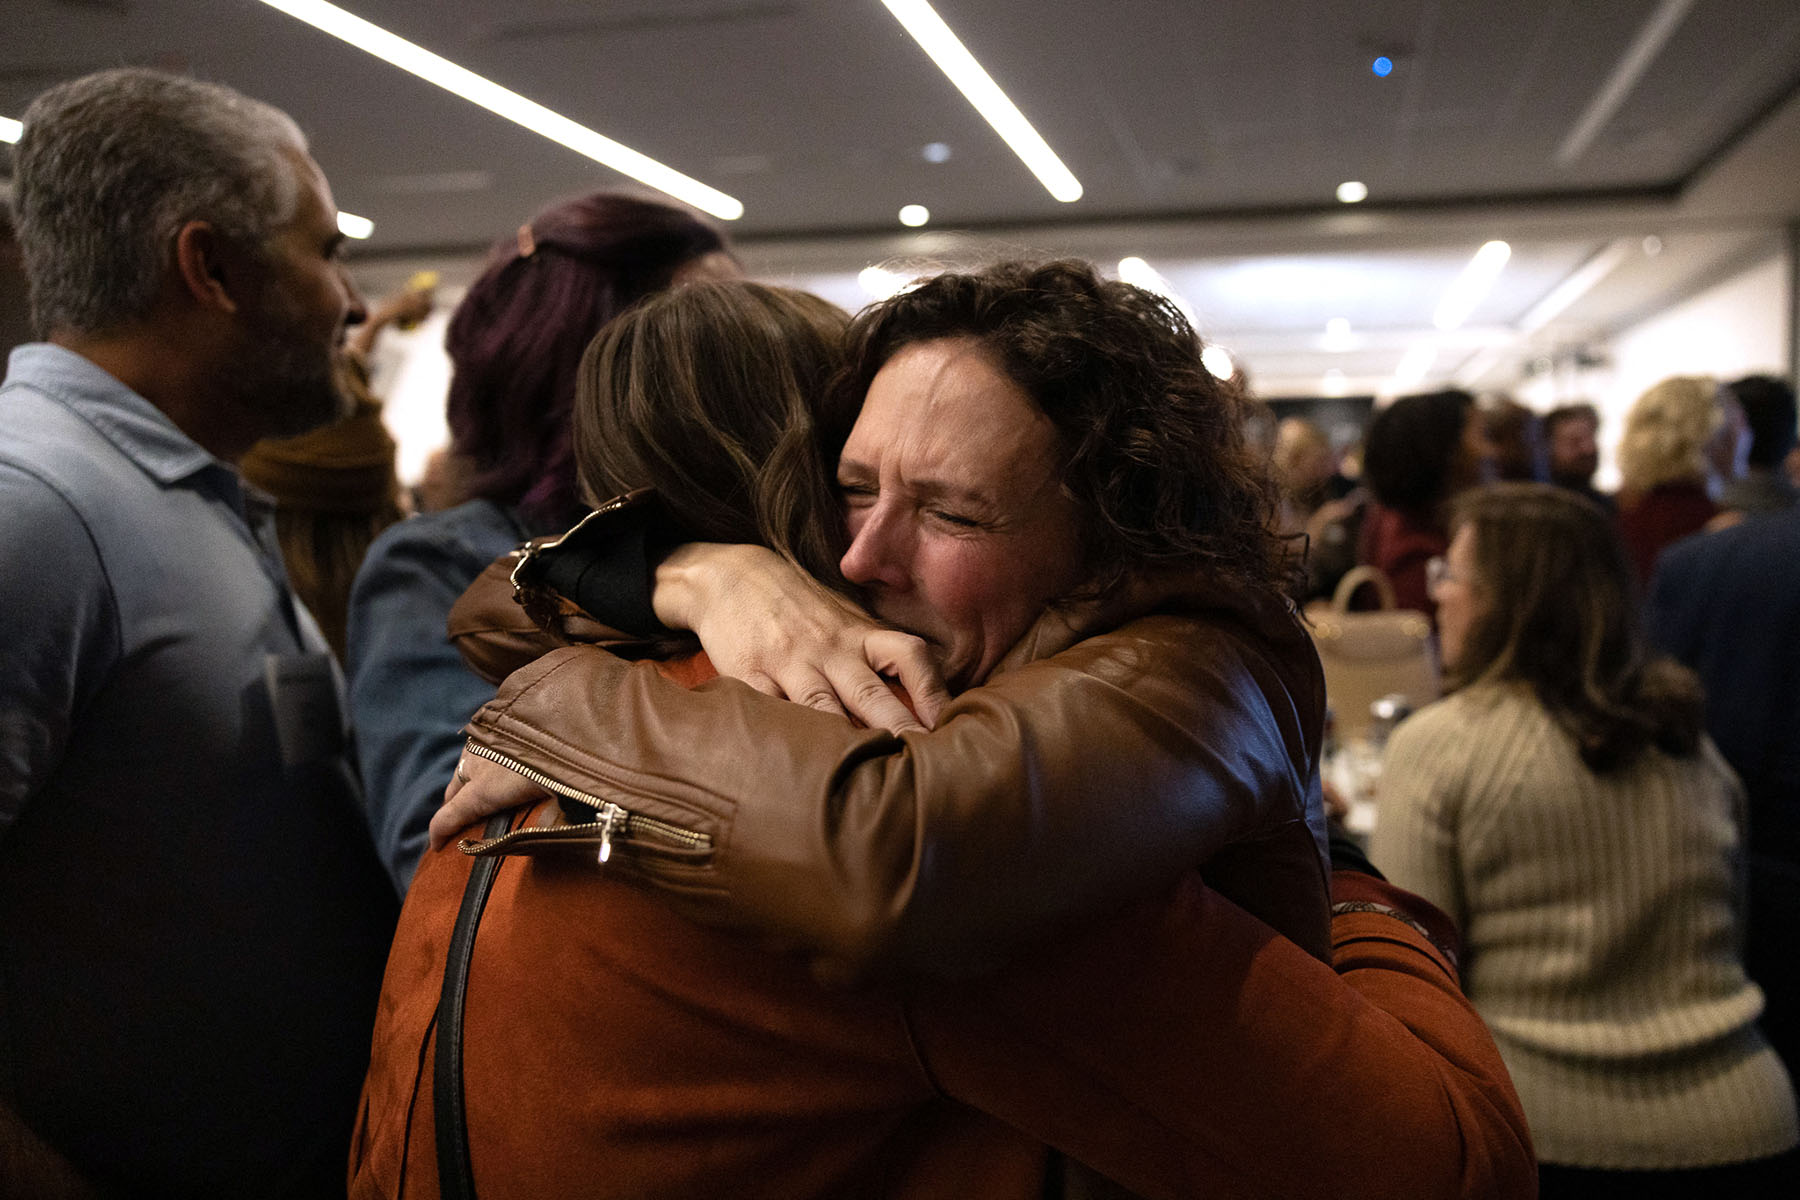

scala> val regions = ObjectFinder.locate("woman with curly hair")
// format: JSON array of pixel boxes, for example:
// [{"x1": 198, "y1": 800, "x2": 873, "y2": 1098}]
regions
[
  {"x1": 439, "y1": 257, "x2": 1330, "y2": 973},
  {"x1": 358, "y1": 272, "x2": 1534, "y2": 1199},
  {"x1": 1372, "y1": 482, "x2": 1797, "y2": 1195},
  {"x1": 410, "y1": 263, "x2": 1535, "y2": 1197}
]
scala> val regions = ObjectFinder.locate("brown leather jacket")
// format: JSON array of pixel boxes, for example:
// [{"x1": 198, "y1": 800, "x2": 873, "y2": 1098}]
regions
[{"x1": 448, "y1": 496, "x2": 1332, "y2": 978}]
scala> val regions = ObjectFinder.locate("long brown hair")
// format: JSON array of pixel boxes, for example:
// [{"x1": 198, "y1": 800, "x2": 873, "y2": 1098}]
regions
[
  {"x1": 1447, "y1": 482, "x2": 1703, "y2": 772},
  {"x1": 572, "y1": 281, "x2": 852, "y2": 588}
]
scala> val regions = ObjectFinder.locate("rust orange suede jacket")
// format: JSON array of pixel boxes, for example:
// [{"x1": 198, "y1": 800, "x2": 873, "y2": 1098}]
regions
[{"x1": 350, "y1": 776, "x2": 1534, "y2": 1198}]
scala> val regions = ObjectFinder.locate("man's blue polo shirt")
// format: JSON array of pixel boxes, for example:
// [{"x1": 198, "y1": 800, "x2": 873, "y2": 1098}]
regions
[{"x1": 0, "y1": 344, "x2": 396, "y2": 1196}]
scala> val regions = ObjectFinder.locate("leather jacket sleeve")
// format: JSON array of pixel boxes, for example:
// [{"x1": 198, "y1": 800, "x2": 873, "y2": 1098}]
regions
[
  {"x1": 463, "y1": 597, "x2": 1330, "y2": 979},
  {"x1": 446, "y1": 554, "x2": 567, "y2": 685}
]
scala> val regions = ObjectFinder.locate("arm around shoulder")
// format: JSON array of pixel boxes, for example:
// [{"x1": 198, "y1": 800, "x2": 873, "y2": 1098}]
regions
[{"x1": 463, "y1": 614, "x2": 1319, "y2": 980}]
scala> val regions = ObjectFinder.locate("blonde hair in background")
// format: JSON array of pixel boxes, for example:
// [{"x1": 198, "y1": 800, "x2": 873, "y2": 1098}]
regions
[
  {"x1": 1273, "y1": 417, "x2": 1332, "y2": 492},
  {"x1": 1616, "y1": 375, "x2": 1720, "y2": 496}
]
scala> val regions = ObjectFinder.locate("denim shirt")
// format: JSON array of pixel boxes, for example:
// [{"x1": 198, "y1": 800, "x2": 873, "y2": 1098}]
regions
[
  {"x1": 0, "y1": 343, "x2": 396, "y2": 1195},
  {"x1": 347, "y1": 497, "x2": 532, "y2": 890}
]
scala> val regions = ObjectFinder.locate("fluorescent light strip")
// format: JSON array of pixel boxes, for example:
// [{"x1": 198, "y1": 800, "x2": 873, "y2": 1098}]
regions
[
  {"x1": 1392, "y1": 341, "x2": 1439, "y2": 390},
  {"x1": 337, "y1": 211, "x2": 374, "y2": 239},
  {"x1": 1555, "y1": 0, "x2": 1696, "y2": 166},
  {"x1": 252, "y1": 0, "x2": 742, "y2": 220},
  {"x1": 1517, "y1": 238, "x2": 1634, "y2": 332},
  {"x1": 1454, "y1": 345, "x2": 1507, "y2": 388},
  {"x1": 1433, "y1": 240, "x2": 1512, "y2": 331},
  {"x1": 1, "y1": 116, "x2": 21, "y2": 144},
  {"x1": 881, "y1": 0, "x2": 1082, "y2": 202}
]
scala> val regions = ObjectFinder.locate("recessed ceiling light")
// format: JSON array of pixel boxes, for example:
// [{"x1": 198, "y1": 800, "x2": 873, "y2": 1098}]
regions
[
  {"x1": 0, "y1": 115, "x2": 20, "y2": 144},
  {"x1": 1336, "y1": 180, "x2": 1369, "y2": 204},
  {"x1": 251, "y1": 0, "x2": 742, "y2": 220},
  {"x1": 922, "y1": 141, "x2": 952, "y2": 163},
  {"x1": 1642, "y1": 235, "x2": 1663, "y2": 256},
  {"x1": 898, "y1": 204, "x2": 930, "y2": 227},
  {"x1": 336, "y1": 211, "x2": 374, "y2": 239},
  {"x1": 881, "y1": 0, "x2": 1082, "y2": 202},
  {"x1": 1323, "y1": 317, "x2": 1354, "y2": 351}
]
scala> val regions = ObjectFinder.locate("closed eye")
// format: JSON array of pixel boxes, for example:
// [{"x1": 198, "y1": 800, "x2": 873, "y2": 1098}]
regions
[{"x1": 837, "y1": 481, "x2": 877, "y2": 506}]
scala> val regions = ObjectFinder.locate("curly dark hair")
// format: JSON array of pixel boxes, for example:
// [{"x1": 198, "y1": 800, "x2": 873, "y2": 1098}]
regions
[{"x1": 832, "y1": 260, "x2": 1283, "y2": 600}]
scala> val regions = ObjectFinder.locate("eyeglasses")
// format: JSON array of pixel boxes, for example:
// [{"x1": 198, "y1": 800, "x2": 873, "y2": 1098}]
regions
[{"x1": 1425, "y1": 556, "x2": 1459, "y2": 593}]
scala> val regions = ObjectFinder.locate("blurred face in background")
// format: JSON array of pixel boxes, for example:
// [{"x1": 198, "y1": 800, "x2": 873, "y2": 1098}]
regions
[
  {"x1": 1431, "y1": 524, "x2": 1485, "y2": 671},
  {"x1": 1548, "y1": 413, "x2": 1600, "y2": 487},
  {"x1": 1450, "y1": 411, "x2": 1500, "y2": 495},
  {"x1": 1705, "y1": 390, "x2": 1752, "y2": 487}
]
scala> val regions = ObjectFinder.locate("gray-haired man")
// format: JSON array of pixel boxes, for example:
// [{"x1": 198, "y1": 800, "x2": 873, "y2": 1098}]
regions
[{"x1": 0, "y1": 69, "x2": 395, "y2": 1196}]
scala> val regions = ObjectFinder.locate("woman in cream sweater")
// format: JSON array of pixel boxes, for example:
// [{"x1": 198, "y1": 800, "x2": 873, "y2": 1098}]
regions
[{"x1": 1372, "y1": 482, "x2": 1797, "y2": 1195}]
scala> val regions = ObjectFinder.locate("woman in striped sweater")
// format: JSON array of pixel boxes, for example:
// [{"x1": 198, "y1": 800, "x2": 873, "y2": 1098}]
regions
[{"x1": 1371, "y1": 482, "x2": 1798, "y2": 1196}]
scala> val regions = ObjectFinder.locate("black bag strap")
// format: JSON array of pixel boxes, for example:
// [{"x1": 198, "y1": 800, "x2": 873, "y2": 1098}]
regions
[{"x1": 435, "y1": 811, "x2": 513, "y2": 1200}]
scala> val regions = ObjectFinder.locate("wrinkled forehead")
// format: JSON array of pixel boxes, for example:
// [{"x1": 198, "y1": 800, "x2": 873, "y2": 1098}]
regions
[{"x1": 846, "y1": 337, "x2": 1060, "y2": 484}]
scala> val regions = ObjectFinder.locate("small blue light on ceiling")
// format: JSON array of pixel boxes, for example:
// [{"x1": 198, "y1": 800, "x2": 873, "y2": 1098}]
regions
[{"x1": 1372, "y1": 56, "x2": 1394, "y2": 77}]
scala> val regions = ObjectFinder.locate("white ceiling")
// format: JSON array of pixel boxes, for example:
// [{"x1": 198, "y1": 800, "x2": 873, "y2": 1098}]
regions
[{"x1": 5, "y1": 0, "x2": 1800, "y2": 396}]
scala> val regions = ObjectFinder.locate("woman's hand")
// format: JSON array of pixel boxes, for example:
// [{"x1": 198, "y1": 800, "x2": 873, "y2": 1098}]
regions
[
  {"x1": 430, "y1": 749, "x2": 545, "y2": 849},
  {"x1": 654, "y1": 542, "x2": 950, "y2": 731}
]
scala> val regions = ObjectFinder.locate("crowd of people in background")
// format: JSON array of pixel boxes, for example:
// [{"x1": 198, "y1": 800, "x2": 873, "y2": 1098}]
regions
[
  {"x1": 1275, "y1": 371, "x2": 1800, "y2": 1193},
  {"x1": 2, "y1": 66, "x2": 1797, "y2": 1199}
]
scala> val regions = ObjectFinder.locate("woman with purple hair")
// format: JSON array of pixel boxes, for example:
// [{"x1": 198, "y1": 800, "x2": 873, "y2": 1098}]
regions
[{"x1": 346, "y1": 193, "x2": 735, "y2": 892}]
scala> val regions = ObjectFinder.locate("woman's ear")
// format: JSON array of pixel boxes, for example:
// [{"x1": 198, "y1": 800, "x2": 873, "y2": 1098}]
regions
[{"x1": 171, "y1": 220, "x2": 241, "y2": 315}]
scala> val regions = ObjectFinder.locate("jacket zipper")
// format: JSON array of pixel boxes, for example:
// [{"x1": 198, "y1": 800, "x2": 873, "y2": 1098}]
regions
[{"x1": 462, "y1": 739, "x2": 712, "y2": 863}]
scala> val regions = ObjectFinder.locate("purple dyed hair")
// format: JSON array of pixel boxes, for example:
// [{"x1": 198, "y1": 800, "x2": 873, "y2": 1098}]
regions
[{"x1": 444, "y1": 192, "x2": 729, "y2": 528}]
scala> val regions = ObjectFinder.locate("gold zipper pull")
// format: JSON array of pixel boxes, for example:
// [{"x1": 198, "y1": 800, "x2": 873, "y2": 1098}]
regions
[{"x1": 596, "y1": 801, "x2": 626, "y2": 864}]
